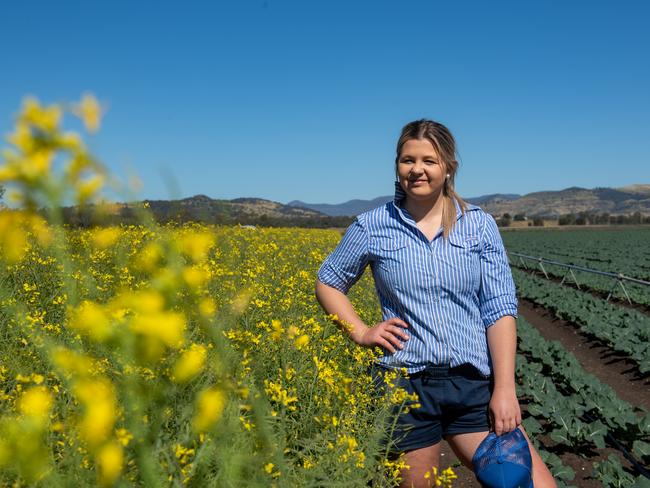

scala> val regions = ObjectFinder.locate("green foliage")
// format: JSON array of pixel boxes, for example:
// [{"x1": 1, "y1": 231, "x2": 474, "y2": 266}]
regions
[
  {"x1": 503, "y1": 227, "x2": 650, "y2": 306},
  {"x1": 512, "y1": 268, "x2": 650, "y2": 372},
  {"x1": 592, "y1": 454, "x2": 650, "y2": 488}
]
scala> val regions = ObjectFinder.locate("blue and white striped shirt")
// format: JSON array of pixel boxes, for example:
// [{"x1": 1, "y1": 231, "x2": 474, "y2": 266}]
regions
[{"x1": 317, "y1": 183, "x2": 518, "y2": 376}]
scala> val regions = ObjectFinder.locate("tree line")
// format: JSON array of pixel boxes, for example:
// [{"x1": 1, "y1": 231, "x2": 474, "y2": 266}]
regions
[{"x1": 496, "y1": 211, "x2": 650, "y2": 227}]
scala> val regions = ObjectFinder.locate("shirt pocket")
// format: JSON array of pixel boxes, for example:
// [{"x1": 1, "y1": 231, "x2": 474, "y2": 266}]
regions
[
  {"x1": 448, "y1": 235, "x2": 479, "y2": 249},
  {"x1": 376, "y1": 238, "x2": 409, "y2": 272},
  {"x1": 444, "y1": 234, "x2": 481, "y2": 292},
  {"x1": 448, "y1": 234, "x2": 480, "y2": 250},
  {"x1": 372, "y1": 238, "x2": 418, "y2": 295}
]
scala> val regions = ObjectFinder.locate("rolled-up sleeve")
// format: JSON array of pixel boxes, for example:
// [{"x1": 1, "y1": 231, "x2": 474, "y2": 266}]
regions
[
  {"x1": 317, "y1": 217, "x2": 370, "y2": 294},
  {"x1": 478, "y1": 214, "x2": 518, "y2": 328}
]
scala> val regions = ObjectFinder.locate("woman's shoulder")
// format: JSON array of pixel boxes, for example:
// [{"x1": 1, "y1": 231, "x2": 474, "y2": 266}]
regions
[
  {"x1": 459, "y1": 200, "x2": 489, "y2": 222},
  {"x1": 356, "y1": 202, "x2": 396, "y2": 226},
  {"x1": 456, "y1": 200, "x2": 499, "y2": 239}
]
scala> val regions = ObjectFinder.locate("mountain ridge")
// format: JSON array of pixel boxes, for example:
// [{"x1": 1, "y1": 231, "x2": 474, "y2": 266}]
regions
[
  {"x1": 289, "y1": 185, "x2": 650, "y2": 217},
  {"x1": 46, "y1": 184, "x2": 650, "y2": 227}
]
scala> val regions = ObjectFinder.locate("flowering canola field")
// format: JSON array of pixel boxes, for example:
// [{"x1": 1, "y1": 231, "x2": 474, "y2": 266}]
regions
[{"x1": 0, "y1": 97, "x2": 457, "y2": 486}]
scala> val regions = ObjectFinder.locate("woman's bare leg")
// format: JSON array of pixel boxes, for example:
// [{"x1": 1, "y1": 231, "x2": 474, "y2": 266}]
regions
[{"x1": 399, "y1": 442, "x2": 441, "y2": 488}]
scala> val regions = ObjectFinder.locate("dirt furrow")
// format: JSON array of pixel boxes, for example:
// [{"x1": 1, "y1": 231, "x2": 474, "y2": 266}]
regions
[{"x1": 518, "y1": 299, "x2": 650, "y2": 410}]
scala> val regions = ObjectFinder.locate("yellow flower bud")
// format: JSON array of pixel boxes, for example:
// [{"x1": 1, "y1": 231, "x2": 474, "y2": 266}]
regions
[
  {"x1": 73, "y1": 93, "x2": 103, "y2": 133},
  {"x1": 193, "y1": 387, "x2": 227, "y2": 433},
  {"x1": 18, "y1": 386, "x2": 53, "y2": 422},
  {"x1": 96, "y1": 441, "x2": 123, "y2": 486},
  {"x1": 172, "y1": 344, "x2": 207, "y2": 383}
]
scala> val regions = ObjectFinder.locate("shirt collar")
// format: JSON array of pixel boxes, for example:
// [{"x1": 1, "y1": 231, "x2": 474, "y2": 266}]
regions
[{"x1": 392, "y1": 180, "x2": 471, "y2": 221}]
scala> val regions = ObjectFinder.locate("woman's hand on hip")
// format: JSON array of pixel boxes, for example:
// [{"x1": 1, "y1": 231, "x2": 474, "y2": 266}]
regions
[
  {"x1": 489, "y1": 385, "x2": 522, "y2": 436},
  {"x1": 355, "y1": 318, "x2": 409, "y2": 353}
]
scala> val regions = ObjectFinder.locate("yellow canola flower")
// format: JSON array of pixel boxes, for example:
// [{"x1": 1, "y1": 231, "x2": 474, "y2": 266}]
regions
[
  {"x1": 115, "y1": 428, "x2": 133, "y2": 447},
  {"x1": 0, "y1": 164, "x2": 17, "y2": 181},
  {"x1": 134, "y1": 242, "x2": 164, "y2": 272},
  {"x1": 111, "y1": 289, "x2": 165, "y2": 316},
  {"x1": 69, "y1": 300, "x2": 113, "y2": 342},
  {"x1": 132, "y1": 289, "x2": 166, "y2": 313},
  {"x1": 76, "y1": 173, "x2": 105, "y2": 205},
  {"x1": 130, "y1": 310, "x2": 186, "y2": 348},
  {"x1": 52, "y1": 347, "x2": 95, "y2": 378},
  {"x1": 174, "y1": 444, "x2": 195, "y2": 464},
  {"x1": 18, "y1": 386, "x2": 53, "y2": 422},
  {"x1": 294, "y1": 334, "x2": 310, "y2": 349},
  {"x1": 271, "y1": 319, "x2": 284, "y2": 341},
  {"x1": 73, "y1": 93, "x2": 102, "y2": 133},
  {"x1": 15, "y1": 373, "x2": 45, "y2": 384},
  {"x1": 177, "y1": 231, "x2": 215, "y2": 263},
  {"x1": 59, "y1": 131, "x2": 83, "y2": 151},
  {"x1": 193, "y1": 387, "x2": 227, "y2": 433},
  {"x1": 264, "y1": 380, "x2": 298, "y2": 411},
  {"x1": 64, "y1": 152, "x2": 94, "y2": 184},
  {"x1": 286, "y1": 325, "x2": 299, "y2": 339},
  {"x1": 181, "y1": 265, "x2": 209, "y2": 288},
  {"x1": 20, "y1": 96, "x2": 62, "y2": 132},
  {"x1": 0, "y1": 211, "x2": 52, "y2": 263},
  {"x1": 96, "y1": 441, "x2": 123, "y2": 486},
  {"x1": 28, "y1": 212, "x2": 53, "y2": 246},
  {"x1": 0, "y1": 216, "x2": 27, "y2": 263},
  {"x1": 173, "y1": 343, "x2": 207, "y2": 383},
  {"x1": 6, "y1": 122, "x2": 34, "y2": 154},
  {"x1": 91, "y1": 227, "x2": 121, "y2": 250},
  {"x1": 1, "y1": 149, "x2": 55, "y2": 185},
  {"x1": 198, "y1": 297, "x2": 217, "y2": 318},
  {"x1": 73, "y1": 378, "x2": 117, "y2": 448}
]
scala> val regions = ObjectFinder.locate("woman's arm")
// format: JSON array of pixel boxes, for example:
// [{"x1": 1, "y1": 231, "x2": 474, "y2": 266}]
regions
[
  {"x1": 486, "y1": 314, "x2": 521, "y2": 435},
  {"x1": 315, "y1": 280, "x2": 409, "y2": 353}
]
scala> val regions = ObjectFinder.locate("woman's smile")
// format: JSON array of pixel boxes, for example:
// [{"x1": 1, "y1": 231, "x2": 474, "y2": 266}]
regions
[
  {"x1": 397, "y1": 138, "x2": 446, "y2": 202},
  {"x1": 409, "y1": 179, "x2": 429, "y2": 186}
]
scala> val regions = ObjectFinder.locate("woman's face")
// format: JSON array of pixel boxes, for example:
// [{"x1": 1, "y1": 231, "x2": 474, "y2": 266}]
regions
[{"x1": 397, "y1": 138, "x2": 447, "y2": 204}]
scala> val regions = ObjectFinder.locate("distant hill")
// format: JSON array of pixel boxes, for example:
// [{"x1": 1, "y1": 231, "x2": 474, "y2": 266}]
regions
[
  {"x1": 60, "y1": 194, "x2": 355, "y2": 228},
  {"x1": 53, "y1": 184, "x2": 650, "y2": 228},
  {"x1": 478, "y1": 185, "x2": 650, "y2": 218},
  {"x1": 465, "y1": 193, "x2": 521, "y2": 206},
  {"x1": 141, "y1": 194, "x2": 334, "y2": 222},
  {"x1": 288, "y1": 196, "x2": 393, "y2": 216},
  {"x1": 288, "y1": 185, "x2": 650, "y2": 218},
  {"x1": 288, "y1": 192, "x2": 521, "y2": 216}
]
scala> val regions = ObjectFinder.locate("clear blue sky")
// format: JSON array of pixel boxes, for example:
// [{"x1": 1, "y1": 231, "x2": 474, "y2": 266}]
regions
[{"x1": 1, "y1": 0, "x2": 649, "y2": 204}]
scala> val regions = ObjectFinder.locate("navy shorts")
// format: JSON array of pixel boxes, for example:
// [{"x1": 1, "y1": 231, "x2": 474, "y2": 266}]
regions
[{"x1": 370, "y1": 363, "x2": 493, "y2": 453}]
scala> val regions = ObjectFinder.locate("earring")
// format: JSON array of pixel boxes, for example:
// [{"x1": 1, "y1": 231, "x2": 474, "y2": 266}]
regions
[{"x1": 446, "y1": 173, "x2": 450, "y2": 179}]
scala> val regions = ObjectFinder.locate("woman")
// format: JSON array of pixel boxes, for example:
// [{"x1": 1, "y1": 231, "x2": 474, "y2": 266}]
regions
[{"x1": 315, "y1": 120, "x2": 556, "y2": 487}]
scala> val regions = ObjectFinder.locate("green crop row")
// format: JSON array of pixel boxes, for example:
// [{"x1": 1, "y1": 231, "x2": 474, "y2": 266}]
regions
[
  {"x1": 509, "y1": 258, "x2": 650, "y2": 308},
  {"x1": 512, "y1": 268, "x2": 650, "y2": 373},
  {"x1": 502, "y1": 228, "x2": 650, "y2": 282},
  {"x1": 516, "y1": 317, "x2": 650, "y2": 486},
  {"x1": 592, "y1": 455, "x2": 650, "y2": 488},
  {"x1": 503, "y1": 228, "x2": 650, "y2": 307}
]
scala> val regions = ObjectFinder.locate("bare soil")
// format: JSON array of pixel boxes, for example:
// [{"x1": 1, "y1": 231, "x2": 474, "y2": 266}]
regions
[{"x1": 519, "y1": 299, "x2": 650, "y2": 410}]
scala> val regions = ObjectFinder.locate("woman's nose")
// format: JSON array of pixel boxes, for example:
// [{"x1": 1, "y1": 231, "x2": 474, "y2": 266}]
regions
[{"x1": 410, "y1": 160, "x2": 425, "y2": 174}]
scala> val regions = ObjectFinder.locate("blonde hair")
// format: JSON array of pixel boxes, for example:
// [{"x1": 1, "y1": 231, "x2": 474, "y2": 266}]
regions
[{"x1": 395, "y1": 119, "x2": 467, "y2": 238}]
